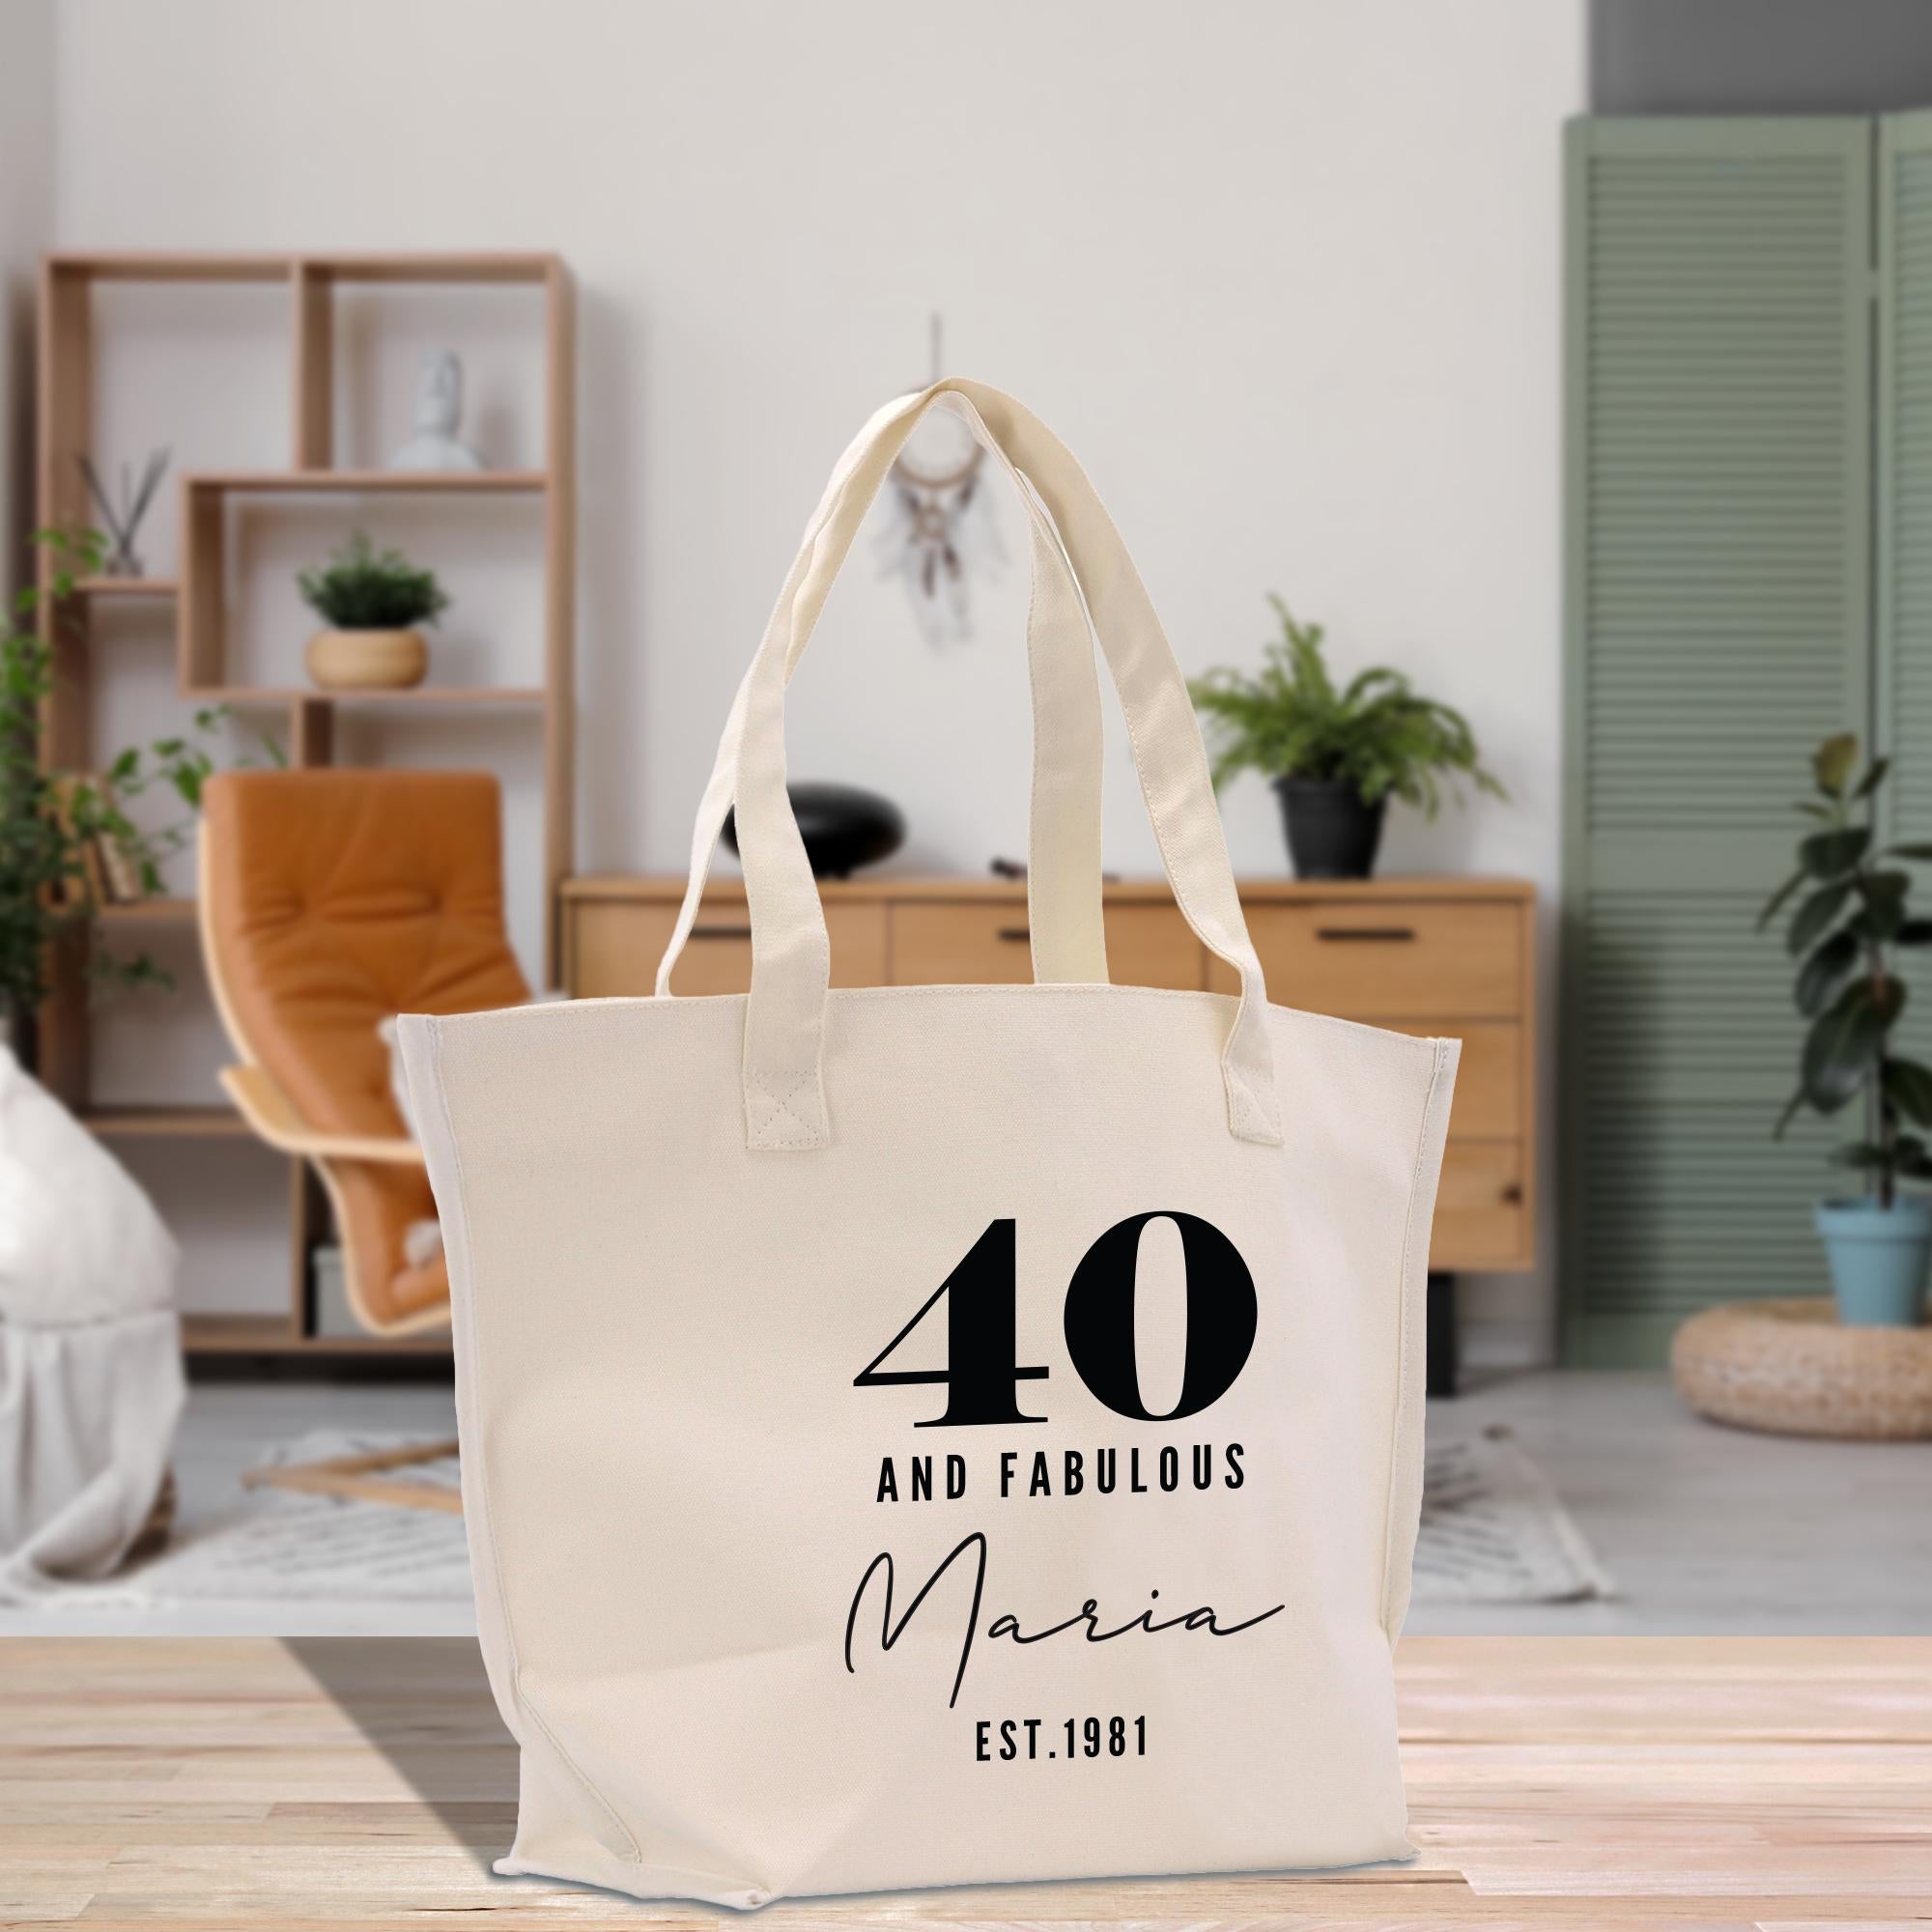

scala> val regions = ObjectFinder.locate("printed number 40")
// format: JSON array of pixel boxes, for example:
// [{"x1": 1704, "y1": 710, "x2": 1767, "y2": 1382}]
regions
[{"x1": 853, "y1": 1213, "x2": 1257, "y2": 1428}]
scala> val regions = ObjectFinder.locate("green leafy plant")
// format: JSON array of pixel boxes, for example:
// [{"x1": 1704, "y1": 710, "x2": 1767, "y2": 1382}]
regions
[
  {"x1": 298, "y1": 530, "x2": 449, "y2": 630},
  {"x1": 1760, "y1": 731, "x2": 1932, "y2": 1208},
  {"x1": 1188, "y1": 595, "x2": 1505, "y2": 813},
  {"x1": 1, "y1": 530, "x2": 280, "y2": 1034}
]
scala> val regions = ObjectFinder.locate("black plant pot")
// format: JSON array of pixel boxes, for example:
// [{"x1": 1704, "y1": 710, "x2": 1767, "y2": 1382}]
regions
[
  {"x1": 724, "y1": 781, "x2": 906, "y2": 879},
  {"x1": 1272, "y1": 778, "x2": 1385, "y2": 880}
]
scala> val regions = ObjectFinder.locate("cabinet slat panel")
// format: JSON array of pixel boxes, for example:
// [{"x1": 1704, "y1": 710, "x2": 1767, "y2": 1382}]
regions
[{"x1": 1563, "y1": 119, "x2": 1870, "y2": 1365}]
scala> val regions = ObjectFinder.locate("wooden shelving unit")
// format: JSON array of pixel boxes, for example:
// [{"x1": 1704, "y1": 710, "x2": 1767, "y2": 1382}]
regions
[{"x1": 36, "y1": 250, "x2": 575, "y2": 1361}]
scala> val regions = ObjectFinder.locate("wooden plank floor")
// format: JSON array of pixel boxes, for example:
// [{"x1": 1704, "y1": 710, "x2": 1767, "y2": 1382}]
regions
[{"x1": 1, "y1": 1637, "x2": 1927, "y2": 1926}]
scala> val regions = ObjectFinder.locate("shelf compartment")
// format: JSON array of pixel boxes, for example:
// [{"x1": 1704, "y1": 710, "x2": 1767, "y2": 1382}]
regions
[
  {"x1": 49, "y1": 252, "x2": 558, "y2": 288},
  {"x1": 182, "y1": 1312, "x2": 452, "y2": 1356},
  {"x1": 197, "y1": 685, "x2": 548, "y2": 708},
  {"x1": 71, "y1": 577, "x2": 180, "y2": 599},
  {"x1": 80, "y1": 1104, "x2": 247, "y2": 1139},
  {"x1": 181, "y1": 1315, "x2": 301, "y2": 1352},
  {"x1": 48, "y1": 253, "x2": 297, "y2": 285},
  {"x1": 186, "y1": 469, "x2": 546, "y2": 494},
  {"x1": 179, "y1": 469, "x2": 551, "y2": 696},
  {"x1": 301, "y1": 253, "x2": 557, "y2": 287},
  {"x1": 93, "y1": 896, "x2": 197, "y2": 923}
]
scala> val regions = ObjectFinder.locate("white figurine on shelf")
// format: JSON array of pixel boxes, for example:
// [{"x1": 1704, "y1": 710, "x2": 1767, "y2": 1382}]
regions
[{"x1": 388, "y1": 350, "x2": 485, "y2": 471}]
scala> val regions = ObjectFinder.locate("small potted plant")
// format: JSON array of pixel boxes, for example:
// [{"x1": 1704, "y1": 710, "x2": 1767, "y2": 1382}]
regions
[
  {"x1": 1761, "y1": 732, "x2": 1932, "y2": 1325},
  {"x1": 1188, "y1": 595, "x2": 1504, "y2": 878},
  {"x1": 298, "y1": 530, "x2": 449, "y2": 692}
]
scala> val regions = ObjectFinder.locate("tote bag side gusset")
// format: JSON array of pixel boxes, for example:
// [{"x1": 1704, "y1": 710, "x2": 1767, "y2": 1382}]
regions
[
  {"x1": 1378, "y1": 1031, "x2": 1461, "y2": 1643},
  {"x1": 400, "y1": 1015, "x2": 655, "y2": 1889}
]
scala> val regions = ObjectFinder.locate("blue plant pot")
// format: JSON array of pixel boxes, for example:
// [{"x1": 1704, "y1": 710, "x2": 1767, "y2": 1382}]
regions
[{"x1": 1815, "y1": 1197, "x2": 1932, "y2": 1327}]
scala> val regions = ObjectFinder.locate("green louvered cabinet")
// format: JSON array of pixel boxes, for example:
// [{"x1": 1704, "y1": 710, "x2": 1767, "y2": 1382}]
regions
[
  {"x1": 1563, "y1": 118, "x2": 1874, "y2": 1364},
  {"x1": 1879, "y1": 112, "x2": 1932, "y2": 838}
]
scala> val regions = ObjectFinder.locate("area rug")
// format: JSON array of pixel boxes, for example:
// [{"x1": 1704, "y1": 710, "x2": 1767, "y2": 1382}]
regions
[
  {"x1": 69, "y1": 1422, "x2": 1613, "y2": 1608},
  {"x1": 115, "y1": 1431, "x2": 469, "y2": 1602},
  {"x1": 1416, "y1": 1425, "x2": 1615, "y2": 1604}
]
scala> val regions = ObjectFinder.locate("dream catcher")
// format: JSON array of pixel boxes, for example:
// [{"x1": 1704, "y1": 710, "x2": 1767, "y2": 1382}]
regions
[{"x1": 875, "y1": 317, "x2": 1005, "y2": 645}]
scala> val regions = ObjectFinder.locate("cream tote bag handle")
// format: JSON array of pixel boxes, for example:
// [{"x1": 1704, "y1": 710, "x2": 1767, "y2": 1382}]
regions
[
  {"x1": 674, "y1": 379, "x2": 1284, "y2": 1151},
  {"x1": 658, "y1": 391, "x2": 1109, "y2": 994}
]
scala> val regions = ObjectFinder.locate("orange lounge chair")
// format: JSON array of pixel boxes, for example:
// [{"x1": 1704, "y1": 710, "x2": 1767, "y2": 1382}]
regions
[{"x1": 198, "y1": 768, "x2": 530, "y2": 1507}]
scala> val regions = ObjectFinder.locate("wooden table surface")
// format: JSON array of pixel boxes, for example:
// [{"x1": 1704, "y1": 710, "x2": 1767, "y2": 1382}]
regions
[{"x1": 2, "y1": 1637, "x2": 1927, "y2": 1927}]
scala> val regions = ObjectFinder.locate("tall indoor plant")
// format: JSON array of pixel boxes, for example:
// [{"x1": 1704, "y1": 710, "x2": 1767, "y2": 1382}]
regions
[
  {"x1": 1188, "y1": 595, "x2": 1503, "y2": 877},
  {"x1": 1761, "y1": 732, "x2": 1932, "y2": 1325},
  {"x1": 1, "y1": 530, "x2": 258, "y2": 1050}
]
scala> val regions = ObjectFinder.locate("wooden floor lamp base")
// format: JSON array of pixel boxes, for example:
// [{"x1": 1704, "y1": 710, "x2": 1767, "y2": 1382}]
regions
[{"x1": 242, "y1": 1438, "x2": 463, "y2": 1515}]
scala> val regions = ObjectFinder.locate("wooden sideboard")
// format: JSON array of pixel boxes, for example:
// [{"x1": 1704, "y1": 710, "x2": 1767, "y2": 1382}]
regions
[{"x1": 562, "y1": 875, "x2": 1536, "y2": 1281}]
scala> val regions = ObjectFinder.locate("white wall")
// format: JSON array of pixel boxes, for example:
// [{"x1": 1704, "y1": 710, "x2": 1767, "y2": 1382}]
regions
[
  {"x1": 0, "y1": 0, "x2": 54, "y2": 595},
  {"x1": 51, "y1": 0, "x2": 1583, "y2": 1358}
]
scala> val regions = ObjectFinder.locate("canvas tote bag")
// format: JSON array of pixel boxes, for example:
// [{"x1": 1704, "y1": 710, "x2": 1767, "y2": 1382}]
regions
[{"x1": 401, "y1": 378, "x2": 1460, "y2": 1909}]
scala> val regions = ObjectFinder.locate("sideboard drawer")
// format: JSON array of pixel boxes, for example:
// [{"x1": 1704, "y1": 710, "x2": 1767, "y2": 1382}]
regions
[
  {"x1": 889, "y1": 900, "x2": 1203, "y2": 990},
  {"x1": 889, "y1": 903, "x2": 1033, "y2": 985},
  {"x1": 1213, "y1": 900, "x2": 1522, "y2": 1019},
  {"x1": 567, "y1": 898, "x2": 888, "y2": 997},
  {"x1": 1384, "y1": 1020, "x2": 1521, "y2": 1139},
  {"x1": 1432, "y1": 1138, "x2": 1527, "y2": 1268}
]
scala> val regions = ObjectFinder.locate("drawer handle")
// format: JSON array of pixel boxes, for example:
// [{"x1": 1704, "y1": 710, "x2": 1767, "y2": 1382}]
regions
[
  {"x1": 690, "y1": 923, "x2": 753, "y2": 941},
  {"x1": 997, "y1": 925, "x2": 1031, "y2": 943},
  {"x1": 1500, "y1": 1182, "x2": 1523, "y2": 1205},
  {"x1": 1314, "y1": 925, "x2": 1416, "y2": 943}
]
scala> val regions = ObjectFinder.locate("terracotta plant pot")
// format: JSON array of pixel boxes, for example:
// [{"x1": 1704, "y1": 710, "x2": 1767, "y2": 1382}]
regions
[{"x1": 305, "y1": 627, "x2": 428, "y2": 692}]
